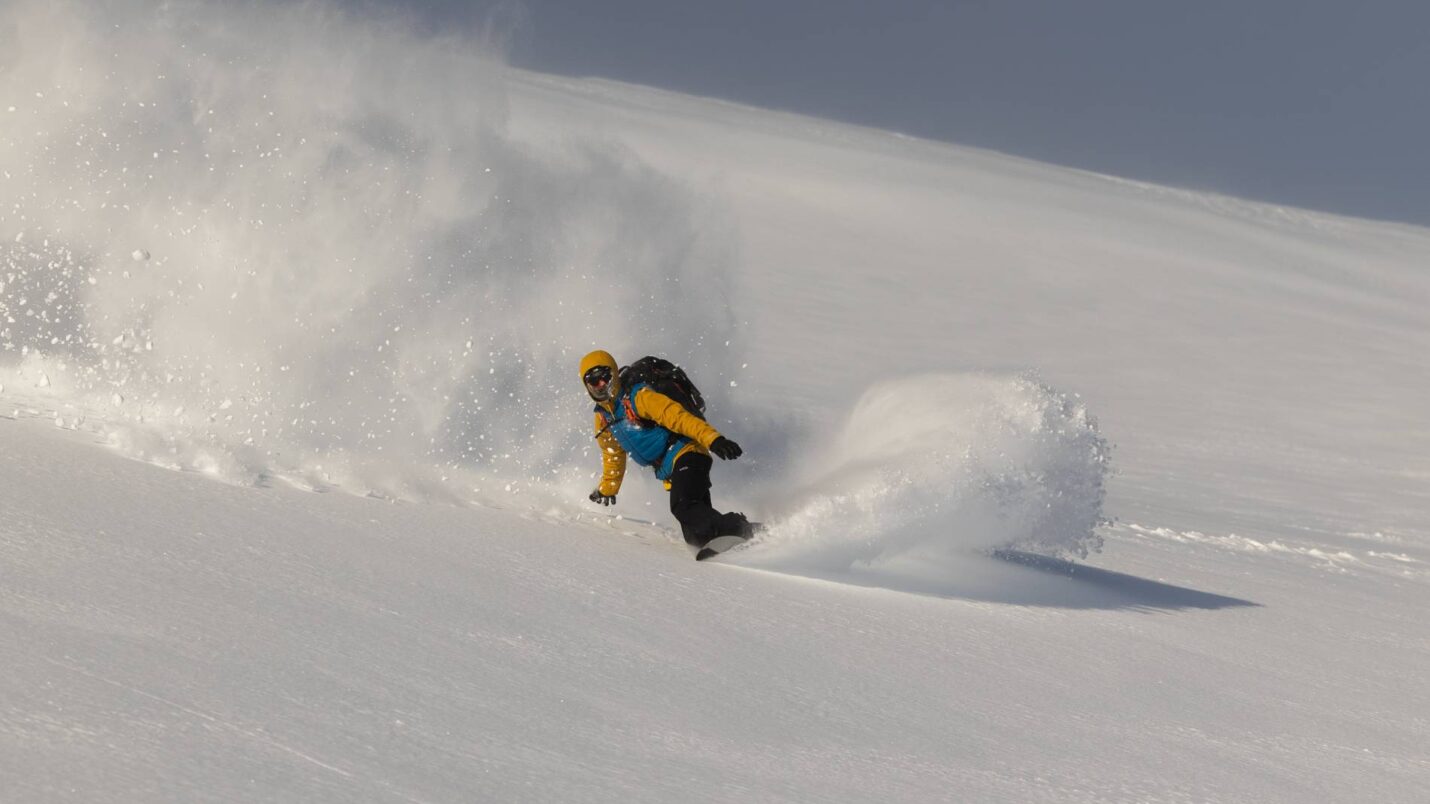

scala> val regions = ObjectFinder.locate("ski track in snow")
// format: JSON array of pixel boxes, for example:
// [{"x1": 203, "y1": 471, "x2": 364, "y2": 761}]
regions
[{"x1": 1123, "y1": 523, "x2": 1430, "y2": 578}]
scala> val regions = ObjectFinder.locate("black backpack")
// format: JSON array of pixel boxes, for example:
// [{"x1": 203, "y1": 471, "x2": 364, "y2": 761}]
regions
[{"x1": 619, "y1": 356, "x2": 707, "y2": 421}]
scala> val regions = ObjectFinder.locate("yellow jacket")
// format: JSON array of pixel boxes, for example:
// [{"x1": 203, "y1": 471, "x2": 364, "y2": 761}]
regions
[{"x1": 593, "y1": 386, "x2": 723, "y2": 496}]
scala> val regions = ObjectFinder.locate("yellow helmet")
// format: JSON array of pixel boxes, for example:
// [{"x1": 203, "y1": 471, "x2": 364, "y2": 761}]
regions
[{"x1": 579, "y1": 350, "x2": 619, "y2": 402}]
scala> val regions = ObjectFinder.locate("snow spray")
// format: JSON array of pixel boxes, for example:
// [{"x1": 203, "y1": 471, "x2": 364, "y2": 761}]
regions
[
  {"x1": 0, "y1": 0, "x2": 741, "y2": 498},
  {"x1": 735, "y1": 373, "x2": 1111, "y2": 578}
]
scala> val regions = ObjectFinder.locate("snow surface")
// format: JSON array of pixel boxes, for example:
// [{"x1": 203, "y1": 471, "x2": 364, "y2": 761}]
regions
[{"x1": 2, "y1": 1, "x2": 1428, "y2": 801}]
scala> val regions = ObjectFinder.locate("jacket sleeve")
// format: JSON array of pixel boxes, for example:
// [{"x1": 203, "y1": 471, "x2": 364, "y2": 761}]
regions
[
  {"x1": 633, "y1": 387, "x2": 723, "y2": 450},
  {"x1": 593, "y1": 411, "x2": 627, "y2": 496}
]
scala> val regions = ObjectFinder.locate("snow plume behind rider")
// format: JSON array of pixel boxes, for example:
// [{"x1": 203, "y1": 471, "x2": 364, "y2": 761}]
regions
[{"x1": 0, "y1": 1, "x2": 746, "y2": 497}]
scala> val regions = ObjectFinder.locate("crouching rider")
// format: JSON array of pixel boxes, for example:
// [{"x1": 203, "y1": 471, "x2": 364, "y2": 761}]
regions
[{"x1": 579, "y1": 350, "x2": 753, "y2": 553}]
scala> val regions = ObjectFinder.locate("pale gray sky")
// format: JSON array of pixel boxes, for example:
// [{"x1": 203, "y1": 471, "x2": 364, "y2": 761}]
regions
[{"x1": 389, "y1": 0, "x2": 1430, "y2": 225}]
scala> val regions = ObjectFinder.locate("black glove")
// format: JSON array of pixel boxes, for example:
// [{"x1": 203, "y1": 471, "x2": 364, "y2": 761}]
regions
[
  {"x1": 589, "y1": 488, "x2": 616, "y2": 506},
  {"x1": 709, "y1": 436, "x2": 743, "y2": 460}
]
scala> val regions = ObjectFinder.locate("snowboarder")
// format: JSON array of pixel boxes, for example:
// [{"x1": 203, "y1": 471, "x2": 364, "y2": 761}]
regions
[{"x1": 579, "y1": 349, "x2": 754, "y2": 558}]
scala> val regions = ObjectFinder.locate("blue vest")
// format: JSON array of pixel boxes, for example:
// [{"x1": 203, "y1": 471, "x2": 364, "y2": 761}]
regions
[{"x1": 596, "y1": 383, "x2": 692, "y2": 480}]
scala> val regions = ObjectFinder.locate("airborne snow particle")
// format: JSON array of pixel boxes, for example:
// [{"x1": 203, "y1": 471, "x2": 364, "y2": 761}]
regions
[{"x1": 131, "y1": 249, "x2": 150, "y2": 261}]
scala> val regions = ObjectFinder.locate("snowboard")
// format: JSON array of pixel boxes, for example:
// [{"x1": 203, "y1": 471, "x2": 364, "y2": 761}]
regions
[
  {"x1": 694, "y1": 534, "x2": 748, "y2": 561},
  {"x1": 693, "y1": 522, "x2": 763, "y2": 561}
]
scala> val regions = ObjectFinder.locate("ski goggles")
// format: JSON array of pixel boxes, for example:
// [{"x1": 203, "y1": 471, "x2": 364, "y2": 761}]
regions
[{"x1": 583, "y1": 365, "x2": 614, "y2": 399}]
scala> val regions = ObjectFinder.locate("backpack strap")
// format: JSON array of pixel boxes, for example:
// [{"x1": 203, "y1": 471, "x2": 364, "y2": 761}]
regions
[
  {"x1": 592, "y1": 387, "x2": 650, "y2": 439},
  {"x1": 594, "y1": 405, "x2": 615, "y2": 439},
  {"x1": 622, "y1": 391, "x2": 645, "y2": 426}
]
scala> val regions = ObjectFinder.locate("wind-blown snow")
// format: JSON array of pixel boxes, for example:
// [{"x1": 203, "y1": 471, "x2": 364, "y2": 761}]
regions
[{"x1": 3, "y1": 1, "x2": 1429, "y2": 802}]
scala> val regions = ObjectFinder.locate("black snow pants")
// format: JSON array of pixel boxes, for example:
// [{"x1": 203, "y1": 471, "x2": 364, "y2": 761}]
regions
[{"x1": 668, "y1": 451, "x2": 748, "y2": 548}]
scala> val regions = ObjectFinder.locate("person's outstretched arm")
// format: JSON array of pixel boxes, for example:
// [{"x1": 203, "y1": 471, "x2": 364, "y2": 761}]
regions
[
  {"x1": 633, "y1": 387, "x2": 734, "y2": 456},
  {"x1": 591, "y1": 411, "x2": 626, "y2": 503}
]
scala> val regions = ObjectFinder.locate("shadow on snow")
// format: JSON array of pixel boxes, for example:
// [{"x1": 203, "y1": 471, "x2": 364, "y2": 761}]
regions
[
  {"x1": 731, "y1": 548, "x2": 1260, "y2": 613},
  {"x1": 984, "y1": 549, "x2": 1260, "y2": 612}
]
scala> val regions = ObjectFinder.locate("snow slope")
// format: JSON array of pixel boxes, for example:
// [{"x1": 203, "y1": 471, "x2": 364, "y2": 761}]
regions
[
  {"x1": 2, "y1": 1, "x2": 1428, "y2": 801},
  {"x1": 4, "y1": 415, "x2": 1424, "y2": 803}
]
